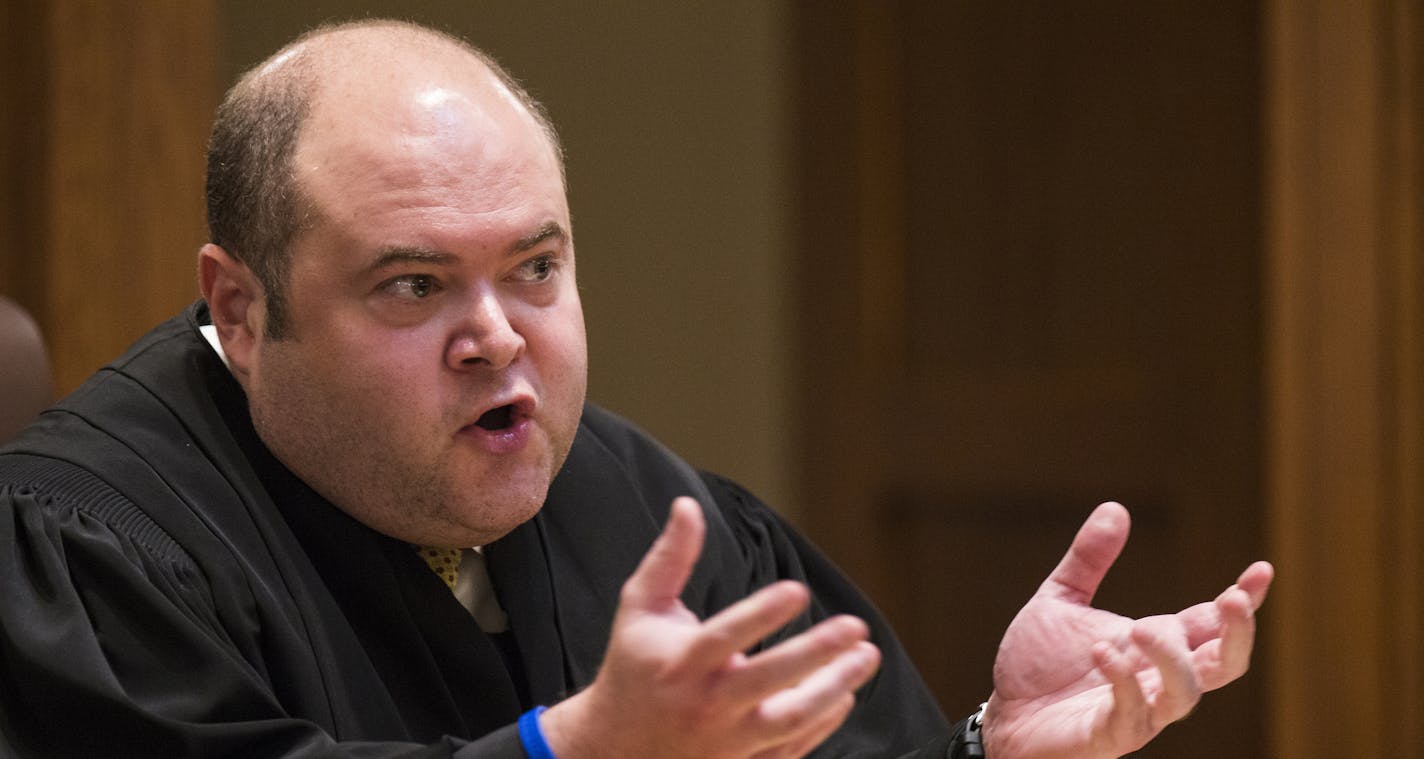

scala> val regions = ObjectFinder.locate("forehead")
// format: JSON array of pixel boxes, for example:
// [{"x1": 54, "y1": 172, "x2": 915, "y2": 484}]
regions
[{"x1": 290, "y1": 45, "x2": 565, "y2": 235}]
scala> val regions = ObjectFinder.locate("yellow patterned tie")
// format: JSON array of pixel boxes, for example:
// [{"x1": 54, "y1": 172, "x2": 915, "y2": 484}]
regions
[{"x1": 416, "y1": 546, "x2": 462, "y2": 591}]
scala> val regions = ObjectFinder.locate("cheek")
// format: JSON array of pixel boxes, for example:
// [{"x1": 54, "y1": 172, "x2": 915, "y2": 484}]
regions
[
  {"x1": 539, "y1": 314, "x2": 588, "y2": 387},
  {"x1": 544, "y1": 299, "x2": 587, "y2": 361},
  {"x1": 331, "y1": 316, "x2": 441, "y2": 370},
  {"x1": 293, "y1": 328, "x2": 443, "y2": 419}
]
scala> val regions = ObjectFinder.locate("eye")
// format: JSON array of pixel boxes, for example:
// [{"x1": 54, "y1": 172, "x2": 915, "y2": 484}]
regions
[
  {"x1": 384, "y1": 274, "x2": 440, "y2": 299},
  {"x1": 514, "y1": 254, "x2": 558, "y2": 283}
]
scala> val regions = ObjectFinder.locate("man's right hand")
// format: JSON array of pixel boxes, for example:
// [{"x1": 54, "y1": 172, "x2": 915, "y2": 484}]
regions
[{"x1": 540, "y1": 497, "x2": 881, "y2": 759}]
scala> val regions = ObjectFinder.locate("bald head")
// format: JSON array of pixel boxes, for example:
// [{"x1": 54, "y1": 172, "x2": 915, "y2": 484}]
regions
[{"x1": 204, "y1": 20, "x2": 562, "y2": 337}]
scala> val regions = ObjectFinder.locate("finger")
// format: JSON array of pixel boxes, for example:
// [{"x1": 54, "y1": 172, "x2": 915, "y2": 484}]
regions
[
  {"x1": 1132, "y1": 619, "x2": 1200, "y2": 726},
  {"x1": 1236, "y1": 561, "x2": 1274, "y2": 607},
  {"x1": 1192, "y1": 586, "x2": 1256, "y2": 691},
  {"x1": 750, "y1": 693, "x2": 856, "y2": 759},
  {"x1": 1176, "y1": 600, "x2": 1224, "y2": 649},
  {"x1": 682, "y1": 581, "x2": 812, "y2": 670},
  {"x1": 1093, "y1": 641, "x2": 1152, "y2": 750},
  {"x1": 1042, "y1": 502, "x2": 1131, "y2": 604},
  {"x1": 713, "y1": 615, "x2": 869, "y2": 703},
  {"x1": 755, "y1": 641, "x2": 880, "y2": 732},
  {"x1": 620, "y1": 497, "x2": 705, "y2": 610},
  {"x1": 1178, "y1": 561, "x2": 1275, "y2": 649}
]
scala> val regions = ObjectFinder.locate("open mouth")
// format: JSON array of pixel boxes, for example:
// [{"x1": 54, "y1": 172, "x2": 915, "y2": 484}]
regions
[
  {"x1": 474, "y1": 404, "x2": 516, "y2": 431},
  {"x1": 461, "y1": 399, "x2": 533, "y2": 453}
]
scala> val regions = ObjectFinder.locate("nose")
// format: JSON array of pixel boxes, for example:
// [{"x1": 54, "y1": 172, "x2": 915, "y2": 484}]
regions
[{"x1": 445, "y1": 289, "x2": 525, "y2": 371}]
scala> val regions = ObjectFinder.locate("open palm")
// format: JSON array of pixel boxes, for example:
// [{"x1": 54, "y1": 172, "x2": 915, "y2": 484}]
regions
[{"x1": 982, "y1": 503, "x2": 1273, "y2": 759}]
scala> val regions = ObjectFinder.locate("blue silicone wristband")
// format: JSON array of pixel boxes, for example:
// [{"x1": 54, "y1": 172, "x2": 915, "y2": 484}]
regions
[{"x1": 518, "y1": 706, "x2": 556, "y2": 759}]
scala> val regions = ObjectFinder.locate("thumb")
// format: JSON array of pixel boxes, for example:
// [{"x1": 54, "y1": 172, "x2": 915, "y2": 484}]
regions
[
  {"x1": 620, "y1": 497, "x2": 706, "y2": 611},
  {"x1": 1042, "y1": 501, "x2": 1130, "y2": 604}
]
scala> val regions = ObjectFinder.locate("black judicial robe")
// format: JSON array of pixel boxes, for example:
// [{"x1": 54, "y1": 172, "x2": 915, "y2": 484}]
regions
[{"x1": 0, "y1": 304, "x2": 960, "y2": 758}]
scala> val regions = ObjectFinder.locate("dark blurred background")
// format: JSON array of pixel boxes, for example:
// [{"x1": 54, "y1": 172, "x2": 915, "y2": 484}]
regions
[{"x1": 3, "y1": 2, "x2": 1421, "y2": 757}]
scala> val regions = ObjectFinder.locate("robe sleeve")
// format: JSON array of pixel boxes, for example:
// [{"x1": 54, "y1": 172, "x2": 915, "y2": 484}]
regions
[
  {"x1": 0, "y1": 483, "x2": 524, "y2": 759},
  {"x1": 700, "y1": 471, "x2": 972, "y2": 759}
]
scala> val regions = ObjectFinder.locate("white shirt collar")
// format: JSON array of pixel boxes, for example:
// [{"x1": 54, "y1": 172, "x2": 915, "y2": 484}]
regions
[{"x1": 198, "y1": 324, "x2": 231, "y2": 368}]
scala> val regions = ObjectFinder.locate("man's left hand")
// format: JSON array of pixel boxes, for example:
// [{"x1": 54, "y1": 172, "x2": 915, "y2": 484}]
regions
[{"x1": 982, "y1": 502, "x2": 1273, "y2": 759}]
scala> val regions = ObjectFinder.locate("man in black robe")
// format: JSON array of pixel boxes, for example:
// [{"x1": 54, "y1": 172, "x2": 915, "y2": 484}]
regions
[{"x1": 0, "y1": 19, "x2": 1273, "y2": 759}]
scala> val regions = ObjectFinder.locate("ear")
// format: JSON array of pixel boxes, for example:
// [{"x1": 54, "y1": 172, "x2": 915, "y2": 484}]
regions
[{"x1": 198, "y1": 243, "x2": 264, "y2": 381}]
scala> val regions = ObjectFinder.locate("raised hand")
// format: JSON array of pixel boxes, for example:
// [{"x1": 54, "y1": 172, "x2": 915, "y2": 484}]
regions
[
  {"x1": 982, "y1": 502, "x2": 1273, "y2": 759},
  {"x1": 541, "y1": 497, "x2": 882, "y2": 759}
]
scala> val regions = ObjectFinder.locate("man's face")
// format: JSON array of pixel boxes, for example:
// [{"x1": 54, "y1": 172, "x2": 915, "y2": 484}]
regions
[{"x1": 241, "y1": 64, "x2": 587, "y2": 547}]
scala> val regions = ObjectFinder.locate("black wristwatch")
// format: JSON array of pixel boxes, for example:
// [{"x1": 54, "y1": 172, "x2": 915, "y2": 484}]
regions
[{"x1": 951, "y1": 702, "x2": 987, "y2": 759}]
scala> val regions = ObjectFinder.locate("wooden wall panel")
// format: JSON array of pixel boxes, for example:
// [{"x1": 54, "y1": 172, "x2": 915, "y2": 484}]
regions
[
  {"x1": 0, "y1": 0, "x2": 48, "y2": 326},
  {"x1": 1, "y1": 1, "x2": 215, "y2": 396},
  {"x1": 1266, "y1": 1, "x2": 1424, "y2": 756},
  {"x1": 795, "y1": 2, "x2": 1267, "y2": 756}
]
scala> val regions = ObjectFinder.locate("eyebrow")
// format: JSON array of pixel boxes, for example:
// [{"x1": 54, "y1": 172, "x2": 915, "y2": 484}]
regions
[
  {"x1": 367, "y1": 246, "x2": 457, "y2": 273},
  {"x1": 514, "y1": 221, "x2": 567, "y2": 253},
  {"x1": 365, "y1": 222, "x2": 568, "y2": 274}
]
